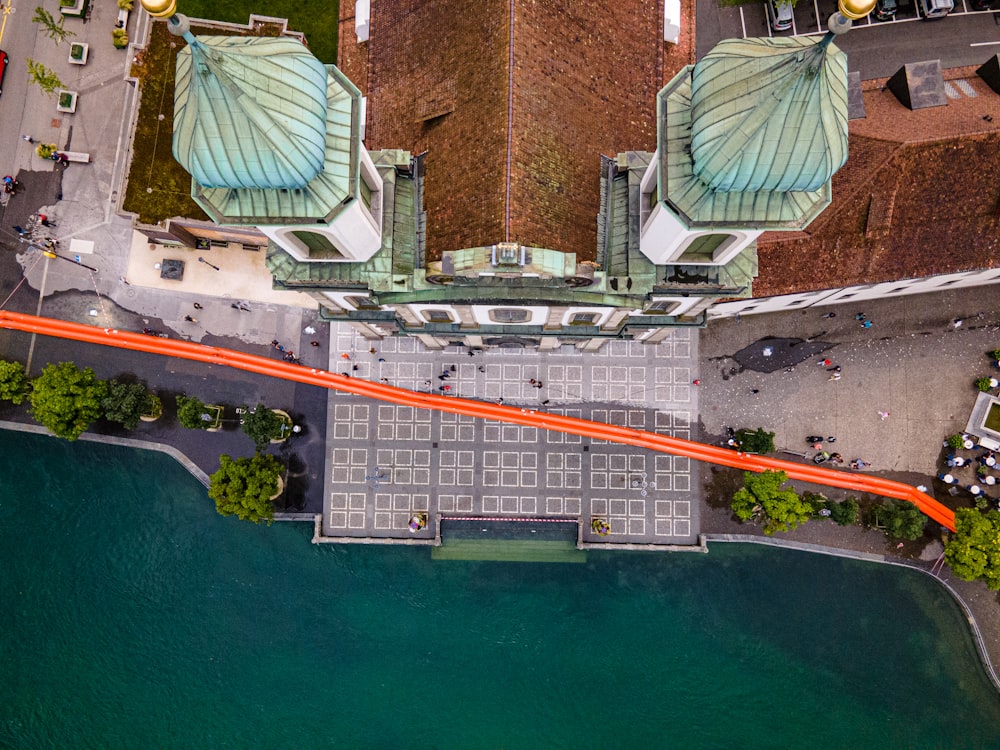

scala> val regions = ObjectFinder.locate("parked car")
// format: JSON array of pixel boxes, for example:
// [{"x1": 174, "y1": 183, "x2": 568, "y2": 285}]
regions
[
  {"x1": 917, "y1": 0, "x2": 953, "y2": 18},
  {"x1": 0, "y1": 51, "x2": 8, "y2": 97},
  {"x1": 769, "y1": 0, "x2": 794, "y2": 30},
  {"x1": 874, "y1": 0, "x2": 897, "y2": 20}
]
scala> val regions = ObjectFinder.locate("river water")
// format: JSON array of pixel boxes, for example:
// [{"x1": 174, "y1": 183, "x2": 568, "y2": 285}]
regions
[{"x1": 1, "y1": 431, "x2": 998, "y2": 749}]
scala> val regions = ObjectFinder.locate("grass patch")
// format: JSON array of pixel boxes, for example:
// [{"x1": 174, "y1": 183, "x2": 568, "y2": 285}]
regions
[
  {"x1": 986, "y1": 403, "x2": 1000, "y2": 434},
  {"x1": 123, "y1": 21, "x2": 209, "y2": 225},
  {"x1": 177, "y1": 0, "x2": 339, "y2": 63}
]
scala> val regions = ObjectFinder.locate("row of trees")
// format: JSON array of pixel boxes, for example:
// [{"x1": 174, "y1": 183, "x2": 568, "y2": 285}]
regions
[
  {"x1": 0, "y1": 360, "x2": 158, "y2": 440},
  {"x1": 730, "y1": 470, "x2": 926, "y2": 539},
  {"x1": 0, "y1": 359, "x2": 291, "y2": 526},
  {"x1": 731, "y1": 470, "x2": 1000, "y2": 590},
  {"x1": 0, "y1": 360, "x2": 291, "y2": 449}
]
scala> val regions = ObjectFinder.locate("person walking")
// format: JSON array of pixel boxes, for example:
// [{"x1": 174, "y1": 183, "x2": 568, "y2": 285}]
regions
[
  {"x1": 184, "y1": 315, "x2": 197, "y2": 323},
  {"x1": 21, "y1": 135, "x2": 34, "y2": 144},
  {"x1": 193, "y1": 302, "x2": 203, "y2": 310}
]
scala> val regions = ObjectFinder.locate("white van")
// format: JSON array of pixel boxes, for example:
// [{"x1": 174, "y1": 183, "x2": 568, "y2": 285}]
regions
[{"x1": 917, "y1": 0, "x2": 953, "y2": 18}]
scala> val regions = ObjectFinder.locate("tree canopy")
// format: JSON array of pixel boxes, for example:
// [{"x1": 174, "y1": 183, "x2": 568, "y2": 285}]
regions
[
  {"x1": 25, "y1": 58, "x2": 64, "y2": 96},
  {"x1": 28, "y1": 362, "x2": 108, "y2": 440},
  {"x1": 0, "y1": 360, "x2": 29, "y2": 405},
  {"x1": 209, "y1": 453, "x2": 283, "y2": 524},
  {"x1": 731, "y1": 470, "x2": 812, "y2": 535},
  {"x1": 735, "y1": 428, "x2": 775, "y2": 454},
  {"x1": 102, "y1": 380, "x2": 153, "y2": 430},
  {"x1": 32, "y1": 7, "x2": 75, "y2": 43},
  {"x1": 176, "y1": 394, "x2": 216, "y2": 429},
  {"x1": 945, "y1": 509, "x2": 1000, "y2": 590},
  {"x1": 870, "y1": 499, "x2": 927, "y2": 541},
  {"x1": 240, "y1": 404, "x2": 285, "y2": 451}
]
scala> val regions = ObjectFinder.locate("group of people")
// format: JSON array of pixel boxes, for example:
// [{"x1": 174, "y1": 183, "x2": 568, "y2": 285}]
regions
[{"x1": 806, "y1": 436, "x2": 869, "y2": 469}]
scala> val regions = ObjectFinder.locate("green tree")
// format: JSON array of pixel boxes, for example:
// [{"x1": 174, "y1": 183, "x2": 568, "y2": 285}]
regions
[
  {"x1": 176, "y1": 394, "x2": 217, "y2": 429},
  {"x1": 101, "y1": 379, "x2": 153, "y2": 430},
  {"x1": 32, "y1": 7, "x2": 75, "y2": 43},
  {"x1": 731, "y1": 470, "x2": 812, "y2": 535},
  {"x1": 26, "y1": 58, "x2": 64, "y2": 96},
  {"x1": 240, "y1": 404, "x2": 284, "y2": 451},
  {"x1": 28, "y1": 362, "x2": 108, "y2": 440},
  {"x1": 735, "y1": 428, "x2": 775, "y2": 454},
  {"x1": 209, "y1": 453, "x2": 282, "y2": 524},
  {"x1": 945, "y1": 509, "x2": 1000, "y2": 590},
  {"x1": 870, "y1": 499, "x2": 927, "y2": 541},
  {"x1": 0, "y1": 360, "x2": 30, "y2": 405},
  {"x1": 829, "y1": 498, "x2": 860, "y2": 526}
]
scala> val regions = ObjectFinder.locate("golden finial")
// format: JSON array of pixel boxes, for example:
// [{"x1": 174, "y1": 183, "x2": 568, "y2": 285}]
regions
[
  {"x1": 837, "y1": 0, "x2": 877, "y2": 19},
  {"x1": 140, "y1": 0, "x2": 177, "y2": 18}
]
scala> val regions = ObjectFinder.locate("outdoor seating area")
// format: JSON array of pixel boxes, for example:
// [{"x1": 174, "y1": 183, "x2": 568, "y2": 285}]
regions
[{"x1": 938, "y1": 437, "x2": 1000, "y2": 510}]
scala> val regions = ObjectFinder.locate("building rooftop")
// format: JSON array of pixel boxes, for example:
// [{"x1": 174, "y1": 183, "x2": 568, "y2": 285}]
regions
[
  {"x1": 353, "y1": 0, "x2": 691, "y2": 261},
  {"x1": 173, "y1": 36, "x2": 330, "y2": 190},
  {"x1": 754, "y1": 66, "x2": 1000, "y2": 297}
]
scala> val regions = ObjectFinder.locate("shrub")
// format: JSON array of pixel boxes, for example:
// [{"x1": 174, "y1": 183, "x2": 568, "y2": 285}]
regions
[
  {"x1": 734, "y1": 428, "x2": 775, "y2": 454},
  {"x1": 112, "y1": 28, "x2": 128, "y2": 48},
  {"x1": 58, "y1": 91, "x2": 74, "y2": 108},
  {"x1": 990, "y1": 350, "x2": 1000, "y2": 361},
  {"x1": 36, "y1": 143, "x2": 58, "y2": 159},
  {"x1": 70, "y1": 43, "x2": 85, "y2": 60},
  {"x1": 945, "y1": 434, "x2": 966, "y2": 450},
  {"x1": 117, "y1": 0, "x2": 133, "y2": 8},
  {"x1": 975, "y1": 377, "x2": 993, "y2": 392}
]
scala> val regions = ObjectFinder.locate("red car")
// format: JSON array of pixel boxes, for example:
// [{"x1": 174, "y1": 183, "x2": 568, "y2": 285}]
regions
[{"x1": 0, "y1": 51, "x2": 8, "y2": 96}]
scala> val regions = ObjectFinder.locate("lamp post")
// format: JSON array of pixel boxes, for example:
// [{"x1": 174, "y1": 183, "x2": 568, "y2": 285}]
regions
[{"x1": 198, "y1": 256, "x2": 220, "y2": 271}]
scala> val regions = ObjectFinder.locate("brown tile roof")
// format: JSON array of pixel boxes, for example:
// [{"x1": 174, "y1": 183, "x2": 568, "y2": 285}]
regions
[
  {"x1": 342, "y1": 0, "x2": 695, "y2": 261},
  {"x1": 754, "y1": 68, "x2": 1000, "y2": 298}
]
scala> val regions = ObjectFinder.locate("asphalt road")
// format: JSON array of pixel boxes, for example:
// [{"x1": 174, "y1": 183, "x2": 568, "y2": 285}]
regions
[{"x1": 697, "y1": 0, "x2": 1000, "y2": 79}]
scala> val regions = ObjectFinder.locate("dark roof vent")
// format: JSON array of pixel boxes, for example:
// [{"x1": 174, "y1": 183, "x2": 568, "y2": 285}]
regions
[
  {"x1": 976, "y1": 54, "x2": 1000, "y2": 96},
  {"x1": 886, "y1": 60, "x2": 947, "y2": 111}
]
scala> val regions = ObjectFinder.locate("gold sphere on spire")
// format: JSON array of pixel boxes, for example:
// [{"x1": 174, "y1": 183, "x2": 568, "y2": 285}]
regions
[
  {"x1": 140, "y1": 0, "x2": 177, "y2": 18},
  {"x1": 837, "y1": 0, "x2": 877, "y2": 19}
]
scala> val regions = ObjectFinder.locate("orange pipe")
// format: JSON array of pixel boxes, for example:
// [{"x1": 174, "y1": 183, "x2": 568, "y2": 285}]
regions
[{"x1": 0, "y1": 310, "x2": 956, "y2": 531}]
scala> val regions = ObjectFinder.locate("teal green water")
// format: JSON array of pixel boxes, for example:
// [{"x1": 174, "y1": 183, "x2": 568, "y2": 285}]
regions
[{"x1": 2, "y1": 431, "x2": 1000, "y2": 749}]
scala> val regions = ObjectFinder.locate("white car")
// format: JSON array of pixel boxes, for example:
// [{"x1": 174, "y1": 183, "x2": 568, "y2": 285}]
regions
[{"x1": 769, "y1": 0, "x2": 794, "y2": 31}]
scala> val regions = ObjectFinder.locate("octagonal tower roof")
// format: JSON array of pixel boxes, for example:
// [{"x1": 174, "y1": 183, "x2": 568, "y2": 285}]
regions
[{"x1": 173, "y1": 35, "x2": 331, "y2": 190}]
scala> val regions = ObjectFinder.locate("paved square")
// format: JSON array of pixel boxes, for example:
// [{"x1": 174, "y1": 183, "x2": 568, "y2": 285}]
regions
[{"x1": 322, "y1": 327, "x2": 700, "y2": 546}]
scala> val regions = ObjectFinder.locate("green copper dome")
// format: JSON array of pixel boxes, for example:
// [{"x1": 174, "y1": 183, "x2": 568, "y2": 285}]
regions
[
  {"x1": 689, "y1": 37, "x2": 848, "y2": 194},
  {"x1": 173, "y1": 36, "x2": 329, "y2": 190}
]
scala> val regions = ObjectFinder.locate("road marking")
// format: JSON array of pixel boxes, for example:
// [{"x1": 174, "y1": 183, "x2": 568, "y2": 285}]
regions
[{"x1": 0, "y1": 4, "x2": 14, "y2": 48}]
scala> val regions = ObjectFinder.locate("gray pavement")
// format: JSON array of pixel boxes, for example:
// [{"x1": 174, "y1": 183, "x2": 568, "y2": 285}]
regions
[
  {"x1": 320, "y1": 331, "x2": 701, "y2": 546},
  {"x1": 698, "y1": 285, "x2": 1000, "y2": 504}
]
